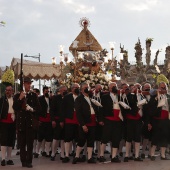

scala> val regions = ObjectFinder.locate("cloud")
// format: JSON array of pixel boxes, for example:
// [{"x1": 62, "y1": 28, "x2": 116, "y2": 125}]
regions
[
  {"x1": 62, "y1": 0, "x2": 95, "y2": 14},
  {"x1": 125, "y1": 0, "x2": 160, "y2": 11}
]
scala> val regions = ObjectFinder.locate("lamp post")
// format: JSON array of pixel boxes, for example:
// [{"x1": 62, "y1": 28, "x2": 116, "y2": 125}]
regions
[
  {"x1": 24, "y1": 53, "x2": 41, "y2": 91},
  {"x1": 109, "y1": 42, "x2": 116, "y2": 80},
  {"x1": 72, "y1": 40, "x2": 79, "y2": 77},
  {"x1": 59, "y1": 45, "x2": 64, "y2": 80},
  {"x1": 0, "y1": 21, "x2": 5, "y2": 27}
]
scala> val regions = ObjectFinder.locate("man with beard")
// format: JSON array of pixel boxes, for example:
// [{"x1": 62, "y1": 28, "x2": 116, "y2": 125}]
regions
[
  {"x1": 34, "y1": 86, "x2": 53, "y2": 158},
  {"x1": 62, "y1": 83, "x2": 80, "y2": 163},
  {"x1": 13, "y1": 77, "x2": 40, "y2": 168},
  {"x1": 72, "y1": 83, "x2": 101, "y2": 164},
  {"x1": 149, "y1": 82, "x2": 170, "y2": 161},
  {"x1": 50, "y1": 85, "x2": 67, "y2": 161},
  {"x1": 99, "y1": 82, "x2": 123, "y2": 163},
  {"x1": 0, "y1": 85, "x2": 15, "y2": 166},
  {"x1": 119, "y1": 83, "x2": 143, "y2": 162},
  {"x1": 140, "y1": 83, "x2": 152, "y2": 159}
]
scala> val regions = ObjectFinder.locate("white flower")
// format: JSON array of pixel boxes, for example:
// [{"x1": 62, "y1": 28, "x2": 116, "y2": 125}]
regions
[
  {"x1": 81, "y1": 78, "x2": 85, "y2": 81},
  {"x1": 100, "y1": 80, "x2": 103, "y2": 84},
  {"x1": 84, "y1": 74, "x2": 89, "y2": 78},
  {"x1": 86, "y1": 80, "x2": 91, "y2": 84},
  {"x1": 94, "y1": 78, "x2": 98, "y2": 82}
]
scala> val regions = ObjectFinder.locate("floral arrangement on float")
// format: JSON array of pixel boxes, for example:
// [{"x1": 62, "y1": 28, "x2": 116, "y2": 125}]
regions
[{"x1": 1, "y1": 68, "x2": 15, "y2": 86}]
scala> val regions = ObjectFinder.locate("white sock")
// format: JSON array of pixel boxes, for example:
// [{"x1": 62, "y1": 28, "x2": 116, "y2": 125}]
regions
[
  {"x1": 75, "y1": 146, "x2": 82, "y2": 158},
  {"x1": 1, "y1": 146, "x2": 7, "y2": 160},
  {"x1": 97, "y1": 141, "x2": 101, "y2": 158},
  {"x1": 7, "y1": 147, "x2": 12, "y2": 160},
  {"x1": 33, "y1": 140, "x2": 37, "y2": 153},
  {"x1": 65, "y1": 142, "x2": 71, "y2": 157},
  {"x1": 51, "y1": 139, "x2": 59, "y2": 157},
  {"x1": 151, "y1": 145, "x2": 156, "y2": 157},
  {"x1": 41, "y1": 139, "x2": 45, "y2": 152},
  {"x1": 112, "y1": 148, "x2": 118, "y2": 158},
  {"x1": 135, "y1": 142, "x2": 140, "y2": 158},
  {"x1": 161, "y1": 147, "x2": 166, "y2": 158},
  {"x1": 87, "y1": 147, "x2": 93, "y2": 160},
  {"x1": 142, "y1": 139, "x2": 148, "y2": 154},
  {"x1": 119, "y1": 139, "x2": 125, "y2": 153},
  {"x1": 83, "y1": 143, "x2": 87, "y2": 156},
  {"x1": 125, "y1": 142, "x2": 131, "y2": 157},
  {"x1": 36, "y1": 142, "x2": 42, "y2": 154},
  {"x1": 45, "y1": 142, "x2": 51, "y2": 155},
  {"x1": 148, "y1": 141, "x2": 151, "y2": 156},
  {"x1": 100, "y1": 143, "x2": 106, "y2": 157},
  {"x1": 60, "y1": 140, "x2": 65, "y2": 158}
]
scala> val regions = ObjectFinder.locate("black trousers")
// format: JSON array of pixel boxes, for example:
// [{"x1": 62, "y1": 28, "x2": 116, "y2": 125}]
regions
[
  {"x1": 64, "y1": 124, "x2": 79, "y2": 142},
  {"x1": 126, "y1": 119, "x2": 142, "y2": 143},
  {"x1": 101, "y1": 119, "x2": 122, "y2": 148},
  {"x1": 38, "y1": 122, "x2": 53, "y2": 142},
  {"x1": 18, "y1": 128, "x2": 34, "y2": 164},
  {"x1": 0, "y1": 122, "x2": 16, "y2": 147},
  {"x1": 77, "y1": 126, "x2": 96, "y2": 147},
  {"x1": 53, "y1": 120, "x2": 64, "y2": 140},
  {"x1": 151, "y1": 119, "x2": 169, "y2": 147}
]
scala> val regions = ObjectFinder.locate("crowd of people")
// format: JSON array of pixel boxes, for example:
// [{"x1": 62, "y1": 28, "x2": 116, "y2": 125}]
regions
[{"x1": 0, "y1": 77, "x2": 170, "y2": 168}]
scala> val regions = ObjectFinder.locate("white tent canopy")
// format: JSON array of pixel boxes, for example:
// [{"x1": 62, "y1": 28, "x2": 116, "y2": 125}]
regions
[{"x1": 10, "y1": 58, "x2": 61, "y2": 80}]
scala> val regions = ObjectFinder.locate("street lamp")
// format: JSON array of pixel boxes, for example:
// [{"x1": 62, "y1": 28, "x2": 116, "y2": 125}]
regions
[
  {"x1": 72, "y1": 40, "x2": 79, "y2": 77},
  {"x1": 109, "y1": 42, "x2": 116, "y2": 80},
  {"x1": 0, "y1": 21, "x2": 5, "y2": 27},
  {"x1": 24, "y1": 53, "x2": 41, "y2": 91}
]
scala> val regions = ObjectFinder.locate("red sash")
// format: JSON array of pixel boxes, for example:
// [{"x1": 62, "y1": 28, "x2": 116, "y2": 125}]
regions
[
  {"x1": 126, "y1": 113, "x2": 141, "y2": 120},
  {"x1": 0, "y1": 113, "x2": 14, "y2": 123},
  {"x1": 154, "y1": 110, "x2": 169, "y2": 120},
  {"x1": 86, "y1": 114, "x2": 96, "y2": 126},
  {"x1": 106, "y1": 109, "x2": 121, "y2": 121},
  {"x1": 39, "y1": 113, "x2": 51, "y2": 122},
  {"x1": 65, "y1": 111, "x2": 78, "y2": 124}
]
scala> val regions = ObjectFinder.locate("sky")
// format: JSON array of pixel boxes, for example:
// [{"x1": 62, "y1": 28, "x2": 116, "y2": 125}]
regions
[{"x1": 0, "y1": 0, "x2": 170, "y2": 67}]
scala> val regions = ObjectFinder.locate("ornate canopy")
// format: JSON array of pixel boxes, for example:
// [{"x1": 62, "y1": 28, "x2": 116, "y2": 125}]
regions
[
  {"x1": 10, "y1": 58, "x2": 62, "y2": 80},
  {"x1": 69, "y1": 18, "x2": 102, "y2": 52}
]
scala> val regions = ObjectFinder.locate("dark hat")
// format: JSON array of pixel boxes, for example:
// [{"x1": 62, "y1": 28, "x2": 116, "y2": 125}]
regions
[{"x1": 24, "y1": 77, "x2": 33, "y2": 83}]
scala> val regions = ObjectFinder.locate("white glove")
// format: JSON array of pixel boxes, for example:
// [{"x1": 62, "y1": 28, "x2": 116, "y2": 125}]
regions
[
  {"x1": 11, "y1": 113, "x2": 15, "y2": 121},
  {"x1": 91, "y1": 99, "x2": 103, "y2": 107},
  {"x1": 26, "y1": 104, "x2": 34, "y2": 112}
]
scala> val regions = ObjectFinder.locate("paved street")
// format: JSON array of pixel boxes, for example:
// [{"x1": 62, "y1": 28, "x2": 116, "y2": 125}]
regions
[{"x1": 1, "y1": 149, "x2": 170, "y2": 170}]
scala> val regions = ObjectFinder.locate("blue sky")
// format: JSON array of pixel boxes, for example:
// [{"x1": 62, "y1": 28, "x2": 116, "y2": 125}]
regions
[{"x1": 0, "y1": 0, "x2": 170, "y2": 67}]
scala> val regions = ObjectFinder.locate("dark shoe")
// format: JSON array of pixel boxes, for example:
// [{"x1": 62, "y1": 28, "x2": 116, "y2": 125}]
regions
[
  {"x1": 69, "y1": 151, "x2": 75, "y2": 157},
  {"x1": 16, "y1": 151, "x2": 20, "y2": 155},
  {"x1": 111, "y1": 157, "x2": 121, "y2": 163},
  {"x1": 1, "y1": 160, "x2": 6, "y2": 166},
  {"x1": 148, "y1": 154, "x2": 151, "y2": 158},
  {"x1": 150, "y1": 156, "x2": 156, "y2": 161},
  {"x1": 99, "y1": 156, "x2": 106, "y2": 162},
  {"x1": 161, "y1": 157, "x2": 170, "y2": 160},
  {"x1": 72, "y1": 157, "x2": 79, "y2": 164},
  {"x1": 41, "y1": 151, "x2": 47, "y2": 157},
  {"x1": 50, "y1": 156, "x2": 55, "y2": 161},
  {"x1": 141, "y1": 153, "x2": 145, "y2": 159},
  {"x1": 134, "y1": 157, "x2": 143, "y2": 161},
  {"x1": 60, "y1": 157, "x2": 64, "y2": 160},
  {"x1": 119, "y1": 152, "x2": 123, "y2": 157},
  {"x1": 92, "y1": 151, "x2": 97, "y2": 156},
  {"x1": 129, "y1": 156, "x2": 134, "y2": 160},
  {"x1": 27, "y1": 163, "x2": 33, "y2": 168},
  {"x1": 87, "y1": 158, "x2": 96, "y2": 163},
  {"x1": 104, "y1": 150, "x2": 110, "y2": 154},
  {"x1": 46, "y1": 154, "x2": 51, "y2": 158},
  {"x1": 124, "y1": 157, "x2": 129, "y2": 162},
  {"x1": 62, "y1": 157, "x2": 70, "y2": 163},
  {"x1": 22, "y1": 162, "x2": 27, "y2": 167},
  {"x1": 34, "y1": 153, "x2": 39, "y2": 158},
  {"x1": 6, "y1": 160, "x2": 14, "y2": 165},
  {"x1": 81, "y1": 155, "x2": 86, "y2": 162}
]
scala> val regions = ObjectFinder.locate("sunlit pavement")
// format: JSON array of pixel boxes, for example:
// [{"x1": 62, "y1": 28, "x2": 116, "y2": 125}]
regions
[{"x1": 0, "y1": 148, "x2": 170, "y2": 170}]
